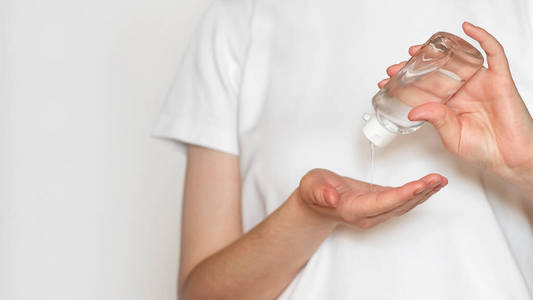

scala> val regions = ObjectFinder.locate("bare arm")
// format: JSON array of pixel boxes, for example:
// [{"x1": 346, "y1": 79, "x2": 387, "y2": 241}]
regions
[
  {"x1": 178, "y1": 145, "x2": 243, "y2": 291},
  {"x1": 179, "y1": 145, "x2": 335, "y2": 299},
  {"x1": 179, "y1": 145, "x2": 447, "y2": 300}
]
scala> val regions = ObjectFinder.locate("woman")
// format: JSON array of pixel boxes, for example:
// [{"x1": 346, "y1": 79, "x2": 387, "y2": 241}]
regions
[{"x1": 154, "y1": 0, "x2": 533, "y2": 299}]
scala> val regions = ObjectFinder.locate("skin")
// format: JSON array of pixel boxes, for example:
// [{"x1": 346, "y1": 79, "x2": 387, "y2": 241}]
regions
[
  {"x1": 379, "y1": 22, "x2": 533, "y2": 199},
  {"x1": 178, "y1": 22, "x2": 532, "y2": 300},
  {"x1": 180, "y1": 146, "x2": 446, "y2": 300}
]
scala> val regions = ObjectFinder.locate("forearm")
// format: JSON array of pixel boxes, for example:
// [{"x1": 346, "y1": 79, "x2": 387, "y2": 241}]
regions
[{"x1": 182, "y1": 191, "x2": 337, "y2": 300}]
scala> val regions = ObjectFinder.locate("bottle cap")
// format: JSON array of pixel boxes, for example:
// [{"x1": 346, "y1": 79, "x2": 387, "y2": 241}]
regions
[{"x1": 363, "y1": 114, "x2": 397, "y2": 147}]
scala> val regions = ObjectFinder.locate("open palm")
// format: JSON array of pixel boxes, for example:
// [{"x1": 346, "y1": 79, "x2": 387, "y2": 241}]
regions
[{"x1": 298, "y1": 169, "x2": 447, "y2": 229}]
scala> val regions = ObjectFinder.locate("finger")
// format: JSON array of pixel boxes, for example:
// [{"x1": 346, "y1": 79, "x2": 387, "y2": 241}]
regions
[
  {"x1": 408, "y1": 44, "x2": 423, "y2": 56},
  {"x1": 412, "y1": 177, "x2": 448, "y2": 206},
  {"x1": 299, "y1": 169, "x2": 341, "y2": 208},
  {"x1": 408, "y1": 102, "x2": 461, "y2": 154},
  {"x1": 378, "y1": 78, "x2": 390, "y2": 88},
  {"x1": 398, "y1": 178, "x2": 448, "y2": 215},
  {"x1": 377, "y1": 187, "x2": 435, "y2": 219},
  {"x1": 371, "y1": 173, "x2": 444, "y2": 215},
  {"x1": 364, "y1": 177, "x2": 448, "y2": 225},
  {"x1": 323, "y1": 185, "x2": 340, "y2": 207},
  {"x1": 386, "y1": 61, "x2": 407, "y2": 77},
  {"x1": 462, "y1": 21, "x2": 509, "y2": 74},
  {"x1": 357, "y1": 173, "x2": 445, "y2": 217},
  {"x1": 360, "y1": 182, "x2": 446, "y2": 228}
]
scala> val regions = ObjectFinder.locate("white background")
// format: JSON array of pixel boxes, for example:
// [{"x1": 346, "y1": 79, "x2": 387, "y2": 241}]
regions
[{"x1": 1, "y1": 0, "x2": 211, "y2": 299}]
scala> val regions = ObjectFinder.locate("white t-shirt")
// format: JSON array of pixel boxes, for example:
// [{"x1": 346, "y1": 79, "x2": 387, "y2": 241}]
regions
[{"x1": 154, "y1": 0, "x2": 533, "y2": 298}]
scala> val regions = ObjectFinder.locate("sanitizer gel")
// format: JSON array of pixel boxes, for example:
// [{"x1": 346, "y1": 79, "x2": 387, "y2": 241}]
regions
[{"x1": 363, "y1": 32, "x2": 484, "y2": 147}]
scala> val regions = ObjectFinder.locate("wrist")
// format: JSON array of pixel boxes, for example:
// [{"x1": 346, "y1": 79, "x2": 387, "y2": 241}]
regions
[
  {"x1": 514, "y1": 167, "x2": 533, "y2": 189},
  {"x1": 500, "y1": 163, "x2": 533, "y2": 199},
  {"x1": 286, "y1": 189, "x2": 339, "y2": 231}
]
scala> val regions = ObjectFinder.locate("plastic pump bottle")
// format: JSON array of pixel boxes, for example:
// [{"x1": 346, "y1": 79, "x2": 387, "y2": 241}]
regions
[{"x1": 363, "y1": 32, "x2": 484, "y2": 147}]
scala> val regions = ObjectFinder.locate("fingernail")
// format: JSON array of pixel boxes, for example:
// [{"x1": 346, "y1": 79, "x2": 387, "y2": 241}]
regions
[{"x1": 468, "y1": 21, "x2": 479, "y2": 28}]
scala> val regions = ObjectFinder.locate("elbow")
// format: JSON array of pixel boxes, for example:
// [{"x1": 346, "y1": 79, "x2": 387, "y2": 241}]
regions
[
  {"x1": 178, "y1": 272, "x2": 197, "y2": 300},
  {"x1": 180, "y1": 273, "x2": 235, "y2": 300},
  {"x1": 178, "y1": 267, "x2": 209, "y2": 300},
  {"x1": 179, "y1": 275, "x2": 199, "y2": 300}
]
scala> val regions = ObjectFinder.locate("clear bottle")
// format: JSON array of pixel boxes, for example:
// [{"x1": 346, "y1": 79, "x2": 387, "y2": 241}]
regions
[{"x1": 363, "y1": 32, "x2": 484, "y2": 147}]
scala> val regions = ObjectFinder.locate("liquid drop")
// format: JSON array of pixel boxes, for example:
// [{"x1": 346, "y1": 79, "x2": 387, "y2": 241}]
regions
[
  {"x1": 369, "y1": 141, "x2": 375, "y2": 192},
  {"x1": 363, "y1": 112, "x2": 377, "y2": 192}
]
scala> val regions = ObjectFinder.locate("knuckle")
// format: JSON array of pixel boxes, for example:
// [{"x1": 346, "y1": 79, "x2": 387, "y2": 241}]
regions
[
  {"x1": 312, "y1": 185, "x2": 324, "y2": 203},
  {"x1": 495, "y1": 40, "x2": 505, "y2": 52},
  {"x1": 301, "y1": 169, "x2": 315, "y2": 181},
  {"x1": 309, "y1": 168, "x2": 328, "y2": 176},
  {"x1": 301, "y1": 168, "x2": 327, "y2": 186},
  {"x1": 301, "y1": 169, "x2": 320, "y2": 187},
  {"x1": 434, "y1": 112, "x2": 448, "y2": 129}
]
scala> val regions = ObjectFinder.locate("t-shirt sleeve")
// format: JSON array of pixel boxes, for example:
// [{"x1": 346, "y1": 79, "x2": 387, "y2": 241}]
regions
[{"x1": 152, "y1": 0, "x2": 251, "y2": 156}]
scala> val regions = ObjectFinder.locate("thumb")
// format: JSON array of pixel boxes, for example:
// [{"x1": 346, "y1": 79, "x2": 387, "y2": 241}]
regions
[
  {"x1": 408, "y1": 102, "x2": 461, "y2": 153},
  {"x1": 299, "y1": 169, "x2": 340, "y2": 208}
]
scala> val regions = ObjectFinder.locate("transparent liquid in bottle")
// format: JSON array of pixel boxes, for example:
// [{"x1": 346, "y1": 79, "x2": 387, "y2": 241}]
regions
[{"x1": 364, "y1": 32, "x2": 484, "y2": 146}]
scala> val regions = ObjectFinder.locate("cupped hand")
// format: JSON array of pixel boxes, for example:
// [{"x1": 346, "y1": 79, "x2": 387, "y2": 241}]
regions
[
  {"x1": 379, "y1": 22, "x2": 533, "y2": 181},
  {"x1": 297, "y1": 169, "x2": 447, "y2": 229}
]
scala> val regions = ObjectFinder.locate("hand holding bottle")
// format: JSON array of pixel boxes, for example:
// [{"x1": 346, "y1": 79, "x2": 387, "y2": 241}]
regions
[
  {"x1": 380, "y1": 22, "x2": 533, "y2": 194},
  {"x1": 296, "y1": 169, "x2": 447, "y2": 229}
]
